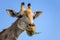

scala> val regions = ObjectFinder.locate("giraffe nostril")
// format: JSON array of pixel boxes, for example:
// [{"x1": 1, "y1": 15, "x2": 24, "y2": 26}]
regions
[
  {"x1": 29, "y1": 24, "x2": 31, "y2": 26},
  {"x1": 29, "y1": 24, "x2": 35, "y2": 26}
]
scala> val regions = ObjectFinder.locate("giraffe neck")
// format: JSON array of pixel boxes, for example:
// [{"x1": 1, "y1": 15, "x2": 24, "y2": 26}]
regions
[{"x1": 0, "y1": 19, "x2": 25, "y2": 40}]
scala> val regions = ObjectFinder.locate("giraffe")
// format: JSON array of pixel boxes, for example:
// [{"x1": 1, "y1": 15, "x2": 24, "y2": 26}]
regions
[{"x1": 0, "y1": 2, "x2": 42, "y2": 40}]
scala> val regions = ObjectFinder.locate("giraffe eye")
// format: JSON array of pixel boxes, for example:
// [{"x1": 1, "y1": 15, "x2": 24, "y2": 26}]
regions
[
  {"x1": 18, "y1": 15, "x2": 23, "y2": 18},
  {"x1": 33, "y1": 16, "x2": 35, "y2": 19}
]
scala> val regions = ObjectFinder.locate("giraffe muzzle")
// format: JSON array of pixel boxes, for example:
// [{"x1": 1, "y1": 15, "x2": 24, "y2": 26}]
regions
[{"x1": 26, "y1": 24, "x2": 36, "y2": 36}]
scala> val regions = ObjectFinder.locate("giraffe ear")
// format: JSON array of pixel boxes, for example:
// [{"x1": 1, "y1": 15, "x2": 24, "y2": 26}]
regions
[
  {"x1": 6, "y1": 9, "x2": 17, "y2": 17},
  {"x1": 33, "y1": 11, "x2": 42, "y2": 19}
]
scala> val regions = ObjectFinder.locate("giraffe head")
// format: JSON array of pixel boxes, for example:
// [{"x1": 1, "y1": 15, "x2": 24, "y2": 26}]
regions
[
  {"x1": 19, "y1": 3, "x2": 34, "y2": 25},
  {"x1": 6, "y1": 2, "x2": 42, "y2": 36}
]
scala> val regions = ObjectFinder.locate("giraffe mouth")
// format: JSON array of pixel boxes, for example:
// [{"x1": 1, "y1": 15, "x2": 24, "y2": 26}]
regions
[{"x1": 26, "y1": 25, "x2": 36, "y2": 36}]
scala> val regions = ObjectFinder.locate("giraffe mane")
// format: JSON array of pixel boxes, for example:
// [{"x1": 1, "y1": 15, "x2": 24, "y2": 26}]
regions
[{"x1": 0, "y1": 29, "x2": 7, "y2": 35}]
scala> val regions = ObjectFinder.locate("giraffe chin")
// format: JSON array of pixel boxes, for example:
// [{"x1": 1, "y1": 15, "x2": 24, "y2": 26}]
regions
[{"x1": 26, "y1": 26, "x2": 36, "y2": 36}]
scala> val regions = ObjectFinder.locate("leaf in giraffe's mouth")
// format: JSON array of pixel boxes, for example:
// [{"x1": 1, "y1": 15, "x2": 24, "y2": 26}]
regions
[
  {"x1": 26, "y1": 30, "x2": 35, "y2": 36},
  {"x1": 26, "y1": 26, "x2": 36, "y2": 36}
]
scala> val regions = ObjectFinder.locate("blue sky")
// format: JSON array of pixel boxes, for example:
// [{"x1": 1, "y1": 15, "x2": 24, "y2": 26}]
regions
[{"x1": 0, "y1": 0, "x2": 60, "y2": 40}]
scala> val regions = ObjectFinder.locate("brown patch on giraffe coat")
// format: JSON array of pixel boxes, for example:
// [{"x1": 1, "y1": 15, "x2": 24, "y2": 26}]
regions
[{"x1": 4, "y1": 34, "x2": 8, "y2": 39}]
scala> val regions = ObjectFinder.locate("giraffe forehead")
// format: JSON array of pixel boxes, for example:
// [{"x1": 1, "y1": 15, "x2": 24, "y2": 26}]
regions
[{"x1": 24, "y1": 10, "x2": 33, "y2": 16}]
